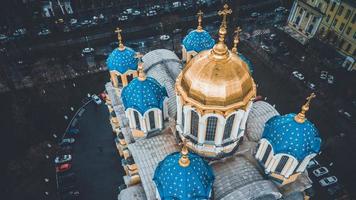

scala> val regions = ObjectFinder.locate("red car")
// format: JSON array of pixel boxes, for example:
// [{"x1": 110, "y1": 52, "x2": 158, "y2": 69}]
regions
[{"x1": 56, "y1": 163, "x2": 72, "y2": 173}]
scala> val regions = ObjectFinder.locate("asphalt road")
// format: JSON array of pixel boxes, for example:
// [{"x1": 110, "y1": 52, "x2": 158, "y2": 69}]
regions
[{"x1": 72, "y1": 102, "x2": 124, "y2": 200}]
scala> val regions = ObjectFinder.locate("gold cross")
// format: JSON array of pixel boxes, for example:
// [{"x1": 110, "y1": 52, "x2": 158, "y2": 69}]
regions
[
  {"x1": 197, "y1": 10, "x2": 204, "y2": 31},
  {"x1": 305, "y1": 92, "x2": 316, "y2": 106},
  {"x1": 232, "y1": 26, "x2": 242, "y2": 53},
  {"x1": 218, "y1": 4, "x2": 232, "y2": 28},
  {"x1": 115, "y1": 27, "x2": 124, "y2": 49}
]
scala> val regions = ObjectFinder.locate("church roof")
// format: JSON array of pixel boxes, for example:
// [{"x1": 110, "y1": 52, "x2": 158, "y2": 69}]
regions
[
  {"x1": 262, "y1": 113, "x2": 321, "y2": 161},
  {"x1": 153, "y1": 152, "x2": 215, "y2": 200},
  {"x1": 106, "y1": 47, "x2": 138, "y2": 74},
  {"x1": 121, "y1": 77, "x2": 168, "y2": 114},
  {"x1": 182, "y1": 30, "x2": 215, "y2": 53}
]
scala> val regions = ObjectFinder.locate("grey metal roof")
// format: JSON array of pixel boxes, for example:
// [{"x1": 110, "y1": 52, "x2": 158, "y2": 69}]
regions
[
  {"x1": 246, "y1": 101, "x2": 279, "y2": 142},
  {"x1": 143, "y1": 49, "x2": 183, "y2": 119},
  {"x1": 128, "y1": 133, "x2": 179, "y2": 200},
  {"x1": 117, "y1": 184, "x2": 147, "y2": 200},
  {"x1": 212, "y1": 154, "x2": 280, "y2": 200}
]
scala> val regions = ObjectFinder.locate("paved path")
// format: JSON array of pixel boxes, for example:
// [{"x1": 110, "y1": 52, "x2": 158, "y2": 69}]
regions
[{"x1": 72, "y1": 102, "x2": 124, "y2": 200}]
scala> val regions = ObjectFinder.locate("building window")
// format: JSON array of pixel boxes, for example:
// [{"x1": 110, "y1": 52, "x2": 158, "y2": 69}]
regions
[
  {"x1": 295, "y1": 16, "x2": 301, "y2": 25},
  {"x1": 223, "y1": 115, "x2": 235, "y2": 140},
  {"x1": 134, "y1": 111, "x2": 141, "y2": 130},
  {"x1": 261, "y1": 145, "x2": 272, "y2": 165},
  {"x1": 353, "y1": 49, "x2": 356, "y2": 56},
  {"x1": 299, "y1": 8, "x2": 303, "y2": 14},
  {"x1": 345, "y1": 43, "x2": 351, "y2": 52},
  {"x1": 205, "y1": 117, "x2": 218, "y2": 141},
  {"x1": 317, "y1": 3, "x2": 322, "y2": 10},
  {"x1": 149, "y1": 111, "x2": 155, "y2": 129},
  {"x1": 337, "y1": 5, "x2": 344, "y2": 16},
  {"x1": 326, "y1": 14, "x2": 330, "y2": 22},
  {"x1": 353, "y1": 14, "x2": 356, "y2": 24},
  {"x1": 332, "y1": 19, "x2": 338, "y2": 27},
  {"x1": 330, "y1": 2, "x2": 336, "y2": 12},
  {"x1": 306, "y1": 13, "x2": 310, "y2": 18},
  {"x1": 190, "y1": 111, "x2": 199, "y2": 137},
  {"x1": 339, "y1": 39, "x2": 345, "y2": 48},
  {"x1": 307, "y1": 24, "x2": 314, "y2": 34},
  {"x1": 346, "y1": 27, "x2": 352, "y2": 35},
  {"x1": 345, "y1": 9, "x2": 351, "y2": 19},
  {"x1": 339, "y1": 23, "x2": 345, "y2": 31},
  {"x1": 275, "y1": 156, "x2": 289, "y2": 174}
]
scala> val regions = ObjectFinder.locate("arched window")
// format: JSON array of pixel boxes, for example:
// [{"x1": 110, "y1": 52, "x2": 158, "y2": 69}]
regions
[
  {"x1": 190, "y1": 111, "x2": 199, "y2": 137},
  {"x1": 206, "y1": 116, "x2": 218, "y2": 141},
  {"x1": 127, "y1": 74, "x2": 134, "y2": 83},
  {"x1": 261, "y1": 145, "x2": 272, "y2": 165},
  {"x1": 149, "y1": 111, "x2": 155, "y2": 129},
  {"x1": 223, "y1": 115, "x2": 235, "y2": 140},
  {"x1": 275, "y1": 156, "x2": 289, "y2": 174},
  {"x1": 133, "y1": 111, "x2": 141, "y2": 130}
]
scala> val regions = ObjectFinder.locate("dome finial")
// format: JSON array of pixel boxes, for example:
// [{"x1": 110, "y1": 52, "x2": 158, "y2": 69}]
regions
[
  {"x1": 115, "y1": 27, "x2": 125, "y2": 50},
  {"x1": 212, "y1": 4, "x2": 232, "y2": 58},
  {"x1": 197, "y1": 10, "x2": 204, "y2": 31},
  {"x1": 178, "y1": 140, "x2": 190, "y2": 167},
  {"x1": 232, "y1": 26, "x2": 242, "y2": 53},
  {"x1": 295, "y1": 93, "x2": 316, "y2": 123},
  {"x1": 135, "y1": 53, "x2": 146, "y2": 81}
]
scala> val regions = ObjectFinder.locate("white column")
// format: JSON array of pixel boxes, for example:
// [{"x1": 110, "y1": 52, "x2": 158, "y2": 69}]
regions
[
  {"x1": 157, "y1": 110, "x2": 163, "y2": 129},
  {"x1": 141, "y1": 115, "x2": 147, "y2": 133},
  {"x1": 288, "y1": 1, "x2": 298, "y2": 22},
  {"x1": 270, "y1": 156, "x2": 281, "y2": 172},
  {"x1": 304, "y1": 14, "x2": 313, "y2": 32},
  {"x1": 312, "y1": 17, "x2": 322, "y2": 36},
  {"x1": 214, "y1": 118, "x2": 225, "y2": 146},
  {"x1": 266, "y1": 157, "x2": 276, "y2": 173},
  {"x1": 281, "y1": 158, "x2": 293, "y2": 177},
  {"x1": 126, "y1": 110, "x2": 134, "y2": 129},
  {"x1": 256, "y1": 141, "x2": 267, "y2": 160},
  {"x1": 298, "y1": 10, "x2": 306, "y2": 27},
  {"x1": 198, "y1": 118, "x2": 206, "y2": 144},
  {"x1": 285, "y1": 159, "x2": 298, "y2": 177},
  {"x1": 176, "y1": 96, "x2": 182, "y2": 125},
  {"x1": 183, "y1": 108, "x2": 191, "y2": 135},
  {"x1": 292, "y1": 6, "x2": 300, "y2": 24},
  {"x1": 231, "y1": 111, "x2": 243, "y2": 139}
]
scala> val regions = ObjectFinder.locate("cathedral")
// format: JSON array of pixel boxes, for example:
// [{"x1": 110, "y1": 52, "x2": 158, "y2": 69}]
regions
[{"x1": 103, "y1": 4, "x2": 322, "y2": 200}]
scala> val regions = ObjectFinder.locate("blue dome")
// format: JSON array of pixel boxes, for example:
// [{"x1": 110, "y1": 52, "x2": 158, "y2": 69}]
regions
[
  {"x1": 106, "y1": 47, "x2": 138, "y2": 74},
  {"x1": 121, "y1": 77, "x2": 167, "y2": 114},
  {"x1": 262, "y1": 114, "x2": 321, "y2": 161},
  {"x1": 238, "y1": 53, "x2": 254, "y2": 74},
  {"x1": 153, "y1": 152, "x2": 215, "y2": 200},
  {"x1": 182, "y1": 30, "x2": 215, "y2": 53}
]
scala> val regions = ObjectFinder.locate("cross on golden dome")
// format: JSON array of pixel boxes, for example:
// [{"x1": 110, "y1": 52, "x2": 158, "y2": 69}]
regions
[
  {"x1": 218, "y1": 4, "x2": 232, "y2": 29},
  {"x1": 294, "y1": 93, "x2": 316, "y2": 123},
  {"x1": 115, "y1": 27, "x2": 125, "y2": 50},
  {"x1": 232, "y1": 26, "x2": 242, "y2": 53},
  {"x1": 135, "y1": 53, "x2": 146, "y2": 81},
  {"x1": 197, "y1": 10, "x2": 204, "y2": 31},
  {"x1": 178, "y1": 140, "x2": 190, "y2": 167}
]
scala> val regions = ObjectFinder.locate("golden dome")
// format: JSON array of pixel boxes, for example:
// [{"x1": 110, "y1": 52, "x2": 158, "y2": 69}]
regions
[{"x1": 176, "y1": 5, "x2": 256, "y2": 115}]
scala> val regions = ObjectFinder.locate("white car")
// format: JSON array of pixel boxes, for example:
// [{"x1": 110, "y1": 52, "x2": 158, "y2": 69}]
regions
[
  {"x1": 70, "y1": 18, "x2": 78, "y2": 25},
  {"x1": 132, "y1": 10, "x2": 141, "y2": 16},
  {"x1": 38, "y1": 29, "x2": 51, "y2": 36},
  {"x1": 0, "y1": 34, "x2": 7, "y2": 40},
  {"x1": 118, "y1": 15, "x2": 128, "y2": 21},
  {"x1": 160, "y1": 35, "x2": 170, "y2": 41},
  {"x1": 261, "y1": 45, "x2": 271, "y2": 52},
  {"x1": 313, "y1": 167, "x2": 329, "y2": 177},
  {"x1": 146, "y1": 10, "x2": 157, "y2": 17},
  {"x1": 307, "y1": 159, "x2": 319, "y2": 169},
  {"x1": 61, "y1": 138, "x2": 75, "y2": 145},
  {"x1": 82, "y1": 47, "x2": 94, "y2": 54},
  {"x1": 319, "y1": 176, "x2": 338, "y2": 187},
  {"x1": 92, "y1": 94, "x2": 102, "y2": 105},
  {"x1": 307, "y1": 82, "x2": 316, "y2": 90},
  {"x1": 275, "y1": 6, "x2": 286, "y2": 12},
  {"x1": 251, "y1": 12, "x2": 261, "y2": 17},
  {"x1": 292, "y1": 71, "x2": 304, "y2": 80},
  {"x1": 320, "y1": 71, "x2": 328, "y2": 79},
  {"x1": 54, "y1": 154, "x2": 72, "y2": 164},
  {"x1": 327, "y1": 75, "x2": 334, "y2": 84}
]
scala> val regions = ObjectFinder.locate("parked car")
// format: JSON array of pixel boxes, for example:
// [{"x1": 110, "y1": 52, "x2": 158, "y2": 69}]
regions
[
  {"x1": 132, "y1": 10, "x2": 141, "y2": 16},
  {"x1": 269, "y1": 33, "x2": 277, "y2": 40},
  {"x1": 56, "y1": 163, "x2": 72, "y2": 173},
  {"x1": 82, "y1": 47, "x2": 94, "y2": 54},
  {"x1": 251, "y1": 12, "x2": 261, "y2": 17},
  {"x1": 146, "y1": 10, "x2": 157, "y2": 17},
  {"x1": 319, "y1": 176, "x2": 338, "y2": 186},
  {"x1": 61, "y1": 138, "x2": 75, "y2": 145},
  {"x1": 92, "y1": 94, "x2": 102, "y2": 105},
  {"x1": 320, "y1": 71, "x2": 328, "y2": 79},
  {"x1": 160, "y1": 34, "x2": 170, "y2": 41},
  {"x1": 0, "y1": 34, "x2": 7, "y2": 41},
  {"x1": 307, "y1": 82, "x2": 316, "y2": 90},
  {"x1": 274, "y1": 6, "x2": 286, "y2": 12},
  {"x1": 38, "y1": 29, "x2": 51, "y2": 36},
  {"x1": 338, "y1": 109, "x2": 352, "y2": 120},
  {"x1": 313, "y1": 166, "x2": 329, "y2": 177},
  {"x1": 327, "y1": 75, "x2": 334, "y2": 84},
  {"x1": 292, "y1": 71, "x2": 304, "y2": 80},
  {"x1": 261, "y1": 44, "x2": 271, "y2": 52},
  {"x1": 61, "y1": 190, "x2": 80, "y2": 199},
  {"x1": 67, "y1": 128, "x2": 79, "y2": 135},
  {"x1": 55, "y1": 154, "x2": 72, "y2": 164},
  {"x1": 307, "y1": 159, "x2": 319, "y2": 169},
  {"x1": 70, "y1": 18, "x2": 77, "y2": 25},
  {"x1": 118, "y1": 15, "x2": 128, "y2": 21}
]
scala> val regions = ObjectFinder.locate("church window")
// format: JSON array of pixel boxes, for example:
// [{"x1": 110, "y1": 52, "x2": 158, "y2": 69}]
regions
[
  {"x1": 149, "y1": 111, "x2": 155, "y2": 129},
  {"x1": 223, "y1": 115, "x2": 235, "y2": 140},
  {"x1": 191, "y1": 111, "x2": 199, "y2": 137},
  {"x1": 275, "y1": 156, "x2": 289, "y2": 174},
  {"x1": 206, "y1": 117, "x2": 218, "y2": 141},
  {"x1": 134, "y1": 111, "x2": 141, "y2": 130}
]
